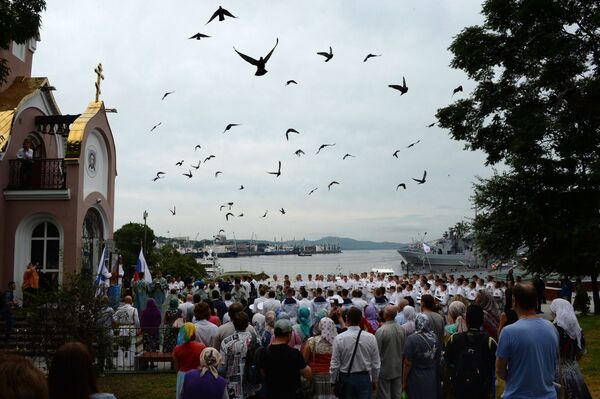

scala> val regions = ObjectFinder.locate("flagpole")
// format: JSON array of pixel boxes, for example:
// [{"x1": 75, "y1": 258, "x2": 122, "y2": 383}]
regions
[{"x1": 143, "y1": 210, "x2": 148, "y2": 257}]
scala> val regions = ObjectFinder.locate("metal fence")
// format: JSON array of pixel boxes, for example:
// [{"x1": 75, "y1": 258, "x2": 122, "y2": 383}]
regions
[{"x1": 6, "y1": 158, "x2": 66, "y2": 190}]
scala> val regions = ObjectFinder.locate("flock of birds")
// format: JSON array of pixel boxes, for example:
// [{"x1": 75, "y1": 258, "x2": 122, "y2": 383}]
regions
[{"x1": 146, "y1": 6, "x2": 465, "y2": 223}]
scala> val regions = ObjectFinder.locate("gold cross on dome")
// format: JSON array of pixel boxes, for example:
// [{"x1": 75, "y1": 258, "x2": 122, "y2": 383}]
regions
[{"x1": 94, "y1": 63, "x2": 104, "y2": 102}]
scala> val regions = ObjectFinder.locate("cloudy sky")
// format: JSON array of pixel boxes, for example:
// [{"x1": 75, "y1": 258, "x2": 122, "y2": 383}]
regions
[{"x1": 33, "y1": 0, "x2": 492, "y2": 243}]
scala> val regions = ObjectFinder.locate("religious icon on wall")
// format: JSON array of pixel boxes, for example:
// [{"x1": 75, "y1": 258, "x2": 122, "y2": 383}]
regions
[{"x1": 86, "y1": 146, "x2": 97, "y2": 177}]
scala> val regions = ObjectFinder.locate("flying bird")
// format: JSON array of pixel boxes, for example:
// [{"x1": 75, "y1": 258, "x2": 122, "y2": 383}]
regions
[
  {"x1": 233, "y1": 38, "x2": 279, "y2": 76},
  {"x1": 279, "y1": 208, "x2": 286, "y2": 215},
  {"x1": 155, "y1": 172, "x2": 165, "y2": 177},
  {"x1": 342, "y1": 153, "x2": 355, "y2": 160},
  {"x1": 294, "y1": 149, "x2": 305, "y2": 157},
  {"x1": 286, "y1": 80, "x2": 297, "y2": 86},
  {"x1": 183, "y1": 170, "x2": 193, "y2": 178},
  {"x1": 452, "y1": 85, "x2": 463, "y2": 96},
  {"x1": 223, "y1": 124, "x2": 240, "y2": 133},
  {"x1": 152, "y1": 176, "x2": 162, "y2": 182},
  {"x1": 316, "y1": 143, "x2": 335, "y2": 154},
  {"x1": 285, "y1": 128, "x2": 300, "y2": 141},
  {"x1": 412, "y1": 170, "x2": 427, "y2": 184},
  {"x1": 189, "y1": 33, "x2": 210, "y2": 40},
  {"x1": 219, "y1": 229, "x2": 225, "y2": 234},
  {"x1": 396, "y1": 183, "x2": 406, "y2": 191},
  {"x1": 207, "y1": 6, "x2": 236, "y2": 24},
  {"x1": 219, "y1": 205, "x2": 227, "y2": 211},
  {"x1": 317, "y1": 46, "x2": 333, "y2": 62},
  {"x1": 267, "y1": 161, "x2": 281, "y2": 177},
  {"x1": 227, "y1": 202, "x2": 234, "y2": 209},
  {"x1": 328, "y1": 181, "x2": 339, "y2": 191},
  {"x1": 308, "y1": 187, "x2": 318, "y2": 196},
  {"x1": 195, "y1": 145, "x2": 201, "y2": 151},
  {"x1": 426, "y1": 123, "x2": 436, "y2": 128},
  {"x1": 225, "y1": 212, "x2": 234, "y2": 221},
  {"x1": 169, "y1": 206, "x2": 176, "y2": 216},
  {"x1": 215, "y1": 171, "x2": 222, "y2": 177},
  {"x1": 150, "y1": 122, "x2": 162, "y2": 132},
  {"x1": 238, "y1": 213, "x2": 244, "y2": 217},
  {"x1": 175, "y1": 160, "x2": 184, "y2": 166},
  {"x1": 363, "y1": 53, "x2": 381, "y2": 62},
  {"x1": 407, "y1": 140, "x2": 421, "y2": 149},
  {"x1": 389, "y1": 77, "x2": 408, "y2": 95},
  {"x1": 261, "y1": 210, "x2": 268, "y2": 218},
  {"x1": 239, "y1": 185, "x2": 244, "y2": 190},
  {"x1": 393, "y1": 150, "x2": 400, "y2": 158},
  {"x1": 162, "y1": 91, "x2": 175, "y2": 100},
  {"x1": 204, "y1": 155, "x2": 215, "y2": 162},
  {"x1": 191, "y1": 161, "x2": 201, "y2": 169}
]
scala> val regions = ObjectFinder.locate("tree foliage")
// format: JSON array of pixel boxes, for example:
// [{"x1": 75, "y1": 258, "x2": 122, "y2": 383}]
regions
[
  {"x1": 436, "y1": 1, "x2": 600, "y2": 288},
  {"x1": 0, "y1": 0, "x2": 46, "y2": 84},
  {"x1": 155, "y1": 244, "x2": 206, "y2": 279},
  {"x1": 113, "y1": 222, "x2": 158, "y2": 267}
]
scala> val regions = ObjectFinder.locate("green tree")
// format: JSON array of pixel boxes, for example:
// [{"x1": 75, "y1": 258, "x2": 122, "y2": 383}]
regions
[
  {"x1": 113, "y1": 222, "x2": 158, "y2": 268},
  {"x1": 155, "y1": 244, "x2": 206, "y2": 279},
  {"x1": 0, "y1": 0, "x2": 46, "y2": 84},
  {"x1": 436, "y1": 0, "x2": 600, "y2": 313}
]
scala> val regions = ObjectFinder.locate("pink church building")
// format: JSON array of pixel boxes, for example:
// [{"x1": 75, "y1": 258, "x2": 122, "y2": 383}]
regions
[{"x1": 0, "y1": 38, "x2": 117, "y2": 293}]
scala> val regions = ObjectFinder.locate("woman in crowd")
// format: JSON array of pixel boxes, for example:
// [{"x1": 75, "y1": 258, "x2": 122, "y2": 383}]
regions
[
  {"x1": 364, "y1": 304, "x2": 380, "y2": 332},
  {"x1": 498, "y1": 282, "x2": 518, "y2": 337},
  {"x1": 173, "y1": 323, "x2": 206, "y2": 399},
  {"x1": 294, "y1": 307, "x2": 312, "y2": 343},
  {"x1": 550, "y1": 298, "x2": 592, "y2": 399},
  {"x1": 206, "y1": 299, "x2": 222, "y2": 326},
  {"x1": 302, "y1": 317, "x2": 337, "y2": 399},
  {"x1": 401, "y1": 305, "x2": 416, "y2": 336},
  {"x1": 476, "y1": 291, "x2": 500, "y2": 341},
  {"x1": 164, "y1": 298, "x2": 182, "y2": 353},
  {"x1": 403, "y1": 314, "x2": 442, "y2": 399},
  {"x1": 141, "y1": 298, "x2": 162, "y2": 355},
  {"x1": 312, "y1": 309, "x2": 328, "y2": 335},
  {"x1": 48, "y1": 342, "x2": 116, "y2": 399},
  {"x1": 0, "y1": 354, "x2": 49, "y2": 399},
  {"x1": 261, "y1": 311, "x2": 276, "y2": 347},
  {"x1": 444, "y1": 301, "x2": 467, "y2": 340},
  {"x1": 181, "y1": 347, "x2": 229, "y2": 399}
]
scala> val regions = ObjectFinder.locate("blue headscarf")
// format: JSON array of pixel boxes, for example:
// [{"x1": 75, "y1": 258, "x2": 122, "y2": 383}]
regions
[{"x1": 297, "y1": 307, "x2": 311, "y2": 339}]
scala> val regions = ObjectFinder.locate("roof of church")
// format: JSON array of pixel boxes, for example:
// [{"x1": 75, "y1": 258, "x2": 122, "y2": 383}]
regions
[{"x1": 65, "y1": 100, "x2": 104, "y2": 160}]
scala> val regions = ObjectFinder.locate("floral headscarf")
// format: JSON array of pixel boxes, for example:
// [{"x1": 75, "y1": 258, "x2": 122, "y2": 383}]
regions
[
  {"x1": 177, "y1": 322, "x2": 195, "y2": 345},
  {"x1": 415, "y1": 313, "x2": 437, "y2": 343},
  {"x1": 448, "y1": 301, "x2": 468, "y2": 333},
  {"x1": 319, "y1": 317, "x2": 338, "y2": 345},
  {"x1": 551, "y1": 298, "x2": 583, "y2": 349},
  {"x1": 403, "y1": 306, "x2": 416, "y2": 322},
  {"x1": 265, "y1": 311, "x2": 276, "y2": 332},
  {"x1": 313, "y1": 309, "x2": 328, "y2": 334},
  {"x1": 297, "y1": 307, "x2": 311, "y2": 339},
  {"x1": 199, "y1": 347, "x2": 222, "y2": 378}
]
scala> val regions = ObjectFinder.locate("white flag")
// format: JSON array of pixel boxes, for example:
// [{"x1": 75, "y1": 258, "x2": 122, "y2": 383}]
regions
[
  {"x1": 136, "y1": 248, "x2": 153, "y2": 283},
  {"x1": 422, "y1": 242, "x2": 431, "y2": 254},
  {"x1": 94, "y1": 246, "x2": 111, "y2": 287}
]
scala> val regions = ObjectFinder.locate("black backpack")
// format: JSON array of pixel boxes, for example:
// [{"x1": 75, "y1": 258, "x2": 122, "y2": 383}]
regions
[{"x1": 450, "y1": 332, "x2": 493, "y2": 398}]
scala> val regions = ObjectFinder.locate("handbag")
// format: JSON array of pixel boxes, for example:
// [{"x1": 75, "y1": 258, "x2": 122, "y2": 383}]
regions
[{"x1": 334, "y1": 329, "x2": 362, "y2": 397}]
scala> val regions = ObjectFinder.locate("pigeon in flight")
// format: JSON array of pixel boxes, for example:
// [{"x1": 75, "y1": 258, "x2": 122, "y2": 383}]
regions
[
  {"x1": 191, "y1": 160, "x2": 201, "y2": 169},
  {"x1": 175, "y1": 160, "x2": 184, "y2": 166},
  {"x1": 162, "y1": 91, "x2": 175, "y2": 100},
  {"x1": 328, "y1": 181, "x2": 339, "y2": 191},
  {"x1": 150, "y1": 122, "x2": 162, "y2": 132},
  {"x1": 279, "y1": 208, "x2": 286, "y2": 215},
  {"x1": 396, "y1": 183, "x2": 406, "y2": 191},
  {"x1": 308, "y1": 187, "x2": 318, "y2": 196},
  {"x1": 204, "y1": 155, "x2": 216, "y2": 163},
  {"x1": 261, "y1": 210, "x2": 268, "y2": 218},
  {"x1": 215, "y1": 171, "x2": 222, "y2": 177},
  {"x1": 239, "y1": 185, "x2": 244, "y2": 190},
  {"x1": 393, "y1": 150, "x2": 400, "y2": 158},
  {"x1": 407, "y1": 140, "x2": 420, "y2": 149},
  {"x1": 227, "y1": 202, "x2": 234, "y2": 209},
  {"x1": 342, "y1": 154, "x2": 355, "y2": 160},
  {"x1": 223, "y1": 124, "x2": 241, "y2": 133},
  {"x1": 363, "y1": 53, "x2": 381, "y2": 62},
  {"x1": 183, "y1": 169, "x2": 193, "y2": 178},
  {"x1": 195, "y1": 145, "x2": 201, "y2": 151},
  {"x1": 169, "y1": 206, "x2": 176, "y2": 216},
  {"x1": 189, "y1": 33, "x2": 210, "y2": 40},
  {"x1": 152, "y1": 176, "x2": 162, "y2": 182},
  {"x1": 412, "y1": 170, "x2": 427, "y2": 184},
  {"x1": 316, "y1": 143, "x2": 335, "y2": 154},
  {"x1": 426, "y1": 123, "x2": 436, "y2": 128},
  {"x1": 220, "y1": 205, "x2": 227, "y2": 211},
  {"x1": 207, "y1": 6, "x2": 236, "y2": 24},
  {"x1": 286, "y1": 80, "x2": 297, "y2": 86},
  {"x1": 389, "y1": 77, "x2": 408, "y2": 95},
  {"x1": 234, "y1": 38, "x2": 279, "y2": 76},
  {"x1": 219, "y1": 229, "x2": 225, "y2": 234},
  {"x1": 317, "y1": 46, "x2": 333, "y2": 62},
  {"x1": 238, "y1": 213, "x2": 244, "y2": 217},
  {"x1": 452, "y1": 85, "x2": 463, "y2": 96},
  {"x1": 295, "y1": 149, "x2": 305, "y2": 157},
  {"x1": 225, "y1": 212, "x2": 234, "y2": 221},
  {"x1": 155, "y1": 172, "x2": 165, "y2": 178},
  {"x1": 267, "y1": 161, "x2": 282, "y2": 177},
  {"x1": 285, "y1": 128, "x2": 300, "y2": 141}
]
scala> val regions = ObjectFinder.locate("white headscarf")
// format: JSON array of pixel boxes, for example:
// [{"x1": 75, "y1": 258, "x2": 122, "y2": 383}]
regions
[
  {"x1": 199, "y1": 347, "x2": 222, "y2": 378},
  {"x1": 550, "y1": 298, "x2": 582, "y2": 349},
  {"x1": 319, "y1": 317, "x2": 338, "y2": 345}
]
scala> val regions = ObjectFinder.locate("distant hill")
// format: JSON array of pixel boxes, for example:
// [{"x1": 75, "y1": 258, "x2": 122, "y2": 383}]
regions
[{"x1": 289, "y1": 236, "x2": 406, "y2": 250}]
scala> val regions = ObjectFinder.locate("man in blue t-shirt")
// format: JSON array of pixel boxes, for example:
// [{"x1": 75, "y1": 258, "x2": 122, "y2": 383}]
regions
[{"x1": 496, "y1": 284, "x2": 559, "y2": 399}]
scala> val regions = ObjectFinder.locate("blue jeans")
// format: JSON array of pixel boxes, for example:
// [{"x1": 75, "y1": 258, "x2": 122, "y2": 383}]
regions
[{"x1": 339, "y1": 372, "x2": 372, "y2": 399}]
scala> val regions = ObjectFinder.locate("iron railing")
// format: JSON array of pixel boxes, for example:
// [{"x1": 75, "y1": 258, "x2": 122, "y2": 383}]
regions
[{"x1": 6, "y1": 158, "x2": 66, "y2": 190}]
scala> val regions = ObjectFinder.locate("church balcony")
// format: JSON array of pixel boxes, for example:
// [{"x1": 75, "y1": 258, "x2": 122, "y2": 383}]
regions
[{"x1": 4, "y1": 158, "x2": 70, "y2": 200}]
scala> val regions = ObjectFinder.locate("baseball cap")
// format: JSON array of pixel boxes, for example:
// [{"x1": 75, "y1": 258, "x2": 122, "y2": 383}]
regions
[{"x1": 274, "y1": 319, "x2": 292, "y2": 336}]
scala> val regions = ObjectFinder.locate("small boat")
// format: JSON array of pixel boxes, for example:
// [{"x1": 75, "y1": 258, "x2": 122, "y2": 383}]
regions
[{"x1": 297, "y1": 252, "x2": 312, "y2": 257}]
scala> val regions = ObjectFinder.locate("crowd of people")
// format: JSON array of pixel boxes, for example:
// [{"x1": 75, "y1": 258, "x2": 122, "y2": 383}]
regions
[{"x1": 0, "y1": 270, "x2": 593, "y2": 399}]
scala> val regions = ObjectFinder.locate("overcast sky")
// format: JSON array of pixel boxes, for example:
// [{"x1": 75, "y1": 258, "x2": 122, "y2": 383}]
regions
[{"x1": 32, "y1": 0, "x2": 492, "y2": 243}]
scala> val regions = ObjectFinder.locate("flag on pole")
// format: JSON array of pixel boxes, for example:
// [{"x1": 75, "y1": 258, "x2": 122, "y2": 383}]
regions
[
  {"x1": 134, "y1": 248, "x2": 152, "y2": 283},
  {"x1": 94, "y1": 246, "x2": 111, "y2": 289},
  {"x1": 422, "y1": 242, "x2": 431, "y2": 254}
]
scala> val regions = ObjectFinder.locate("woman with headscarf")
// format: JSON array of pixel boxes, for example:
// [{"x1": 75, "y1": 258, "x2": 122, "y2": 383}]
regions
[
  {"x1": 274, "y1": 311, "x2": 302, "y2": 349},
  {"x1": 302, "y1": 317, "x2": 337, "y2": 399},
  {"x1": 311, "y1": 309, "x2": 329, "y2": 335},
  {"x1": 550, "y1": 298, "x2": 591, "y2": 399},
  {"x1": 402, "y1": 313, "x2": 442, "y2": 399},
  {"x1": 444, "y1": 301, "x2": 468, "y2": 341},
  {"x1": 141, "y1": 298, "x2": 162, "y2": 354},
  {"x1": 476, "y1": 291, "x2": 500, "y2": 340},
  {"x1": 261, "y1": 311, "x2": 276, "y2": 347},
  {"x1": 293, "y1": 307, "x2": 312, "y2": 343},
  {"x1": 163, "y1": 298, "x2": 181, "y2": 353},
  {"x1": 173, "y1": 322, "x2": 206, "y2": 399},
  {"x1": 364, "y1": 304, "x2": 380, "y2": 332},
  {"x1": 401, "y1": 305, "x2": 416, "y2": 337},
  {"x1": 181, "y1": 347, "x2": 230, "y2": 399}
]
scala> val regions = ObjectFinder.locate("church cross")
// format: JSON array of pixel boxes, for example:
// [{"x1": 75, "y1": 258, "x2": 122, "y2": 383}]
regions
[{"x1": 94, "y1": 63, "x2": 104, "y2": 102}]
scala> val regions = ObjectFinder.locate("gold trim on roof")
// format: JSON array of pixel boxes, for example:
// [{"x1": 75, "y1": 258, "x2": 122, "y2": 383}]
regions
[{"x1": 65, "y1": 100, "x2": 103, "y2": 160}]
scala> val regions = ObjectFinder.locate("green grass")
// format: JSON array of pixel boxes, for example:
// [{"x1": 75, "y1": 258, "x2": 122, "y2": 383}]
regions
[{"x1": 578, "y1": 315, "x2": 600, "y2": 398}]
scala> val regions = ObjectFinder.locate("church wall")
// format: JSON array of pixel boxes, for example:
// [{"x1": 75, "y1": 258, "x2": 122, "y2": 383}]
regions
[{"x1": 0, "y1": 42, "x2": 35, "y2": 92}]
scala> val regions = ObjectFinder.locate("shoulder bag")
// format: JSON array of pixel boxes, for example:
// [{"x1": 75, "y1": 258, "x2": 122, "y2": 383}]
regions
[{"x1": 334, "y1": 329, "x2": 362, "y2": 397}]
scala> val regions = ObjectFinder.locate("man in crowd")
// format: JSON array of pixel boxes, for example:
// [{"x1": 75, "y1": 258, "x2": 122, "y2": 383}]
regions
[
  {"x1": 421, "y1": 294, "x2": 445, "y2": 345},
  {"x1": 212, "y1": 303, "x2": 256, "y2": 351},
  {"x1": 331, "y1": 307, "x2": 381, "y2": 399},
  {"x1": 212, "y1": 289, "x2": 228, "y2": 321},
  {"x1": 178, "y1": 294, "x2": 195, "y2": 322},
  {"x1": 375, "y1": 305, "x2": 405, "y2": 399},
  {"x1": 496, "y1": 284, "x2": 559, "y2": 398}
]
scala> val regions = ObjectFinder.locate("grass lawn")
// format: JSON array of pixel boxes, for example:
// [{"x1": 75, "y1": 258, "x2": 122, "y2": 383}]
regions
[{"x1": 99, "y1": 316, "x2": 600, "y2": 399}]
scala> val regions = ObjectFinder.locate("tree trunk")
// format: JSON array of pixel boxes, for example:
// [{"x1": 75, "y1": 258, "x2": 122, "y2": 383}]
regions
[{"x1": 591, "y1": 272, "x2": 600, "y2": 316}]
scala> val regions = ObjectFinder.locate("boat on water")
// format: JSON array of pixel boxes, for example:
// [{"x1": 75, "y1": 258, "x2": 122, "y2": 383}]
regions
[
  {"x1": 398, "y1": 232, "x2": 481, "y2": 270},
  {"x1": 186, "y1": 249, "x2": 224, "y2": 277},
  {"x1": 297, "y1": 252, "x2": 312, "y2": 257}
]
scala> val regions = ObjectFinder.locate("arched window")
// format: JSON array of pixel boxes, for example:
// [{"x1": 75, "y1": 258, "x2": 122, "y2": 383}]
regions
[
  {"x1": 82, "y1": 208, "x2": 105, "y2": 273},
  {"x1": 31, "y1": 221, "x2": 60, "y2": 290}
]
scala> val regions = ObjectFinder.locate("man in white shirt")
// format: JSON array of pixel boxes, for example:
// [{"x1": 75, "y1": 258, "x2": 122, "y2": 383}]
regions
[
  {"x1": 113, "y1": 296, "x2": 140, "y2": 368},
  {"x1": 193, "y1": 302, "x2": 218, "y2": 346},
  {"x1": 178, "y1": 294, "x2": 195, "y2": 321},
  {"x1": 262, "y1": 290, "x2": 282, "y2": 314},
  {"x1": 330, "y1": 307, "x2": 381, "y2": 398},
  {"x1": 351, "y1": 290, "x2": 368, "y2": 312}
]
